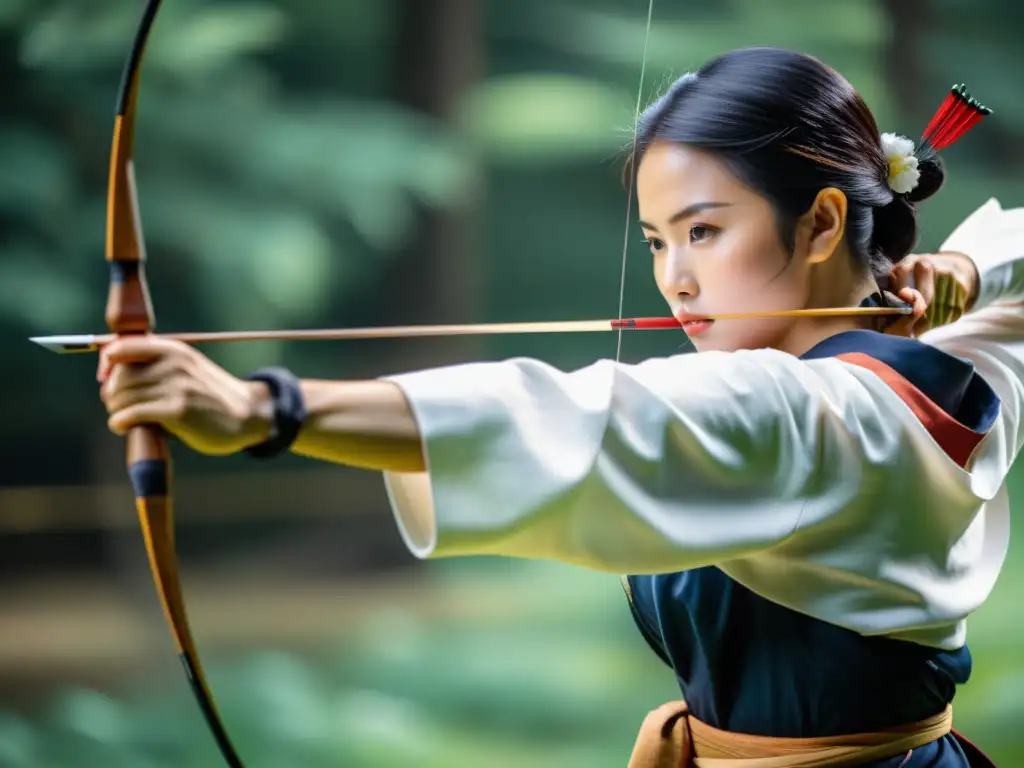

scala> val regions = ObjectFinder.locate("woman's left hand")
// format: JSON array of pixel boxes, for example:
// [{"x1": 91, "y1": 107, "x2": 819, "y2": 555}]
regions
[
  {"x1": 98, "y1": 336, "x2": 271, "y2": 455},
  {"x1": 884, "y1": 251, "x2": 979, "y2": 338}
]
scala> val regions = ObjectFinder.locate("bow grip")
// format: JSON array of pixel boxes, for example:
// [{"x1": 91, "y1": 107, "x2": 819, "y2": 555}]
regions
[
  {"x1": 125, "y1": 424, "x2": 184, "y2": 650},
  {"x1": 127, "y1": 423, "x2": 171, "y2": 501}
]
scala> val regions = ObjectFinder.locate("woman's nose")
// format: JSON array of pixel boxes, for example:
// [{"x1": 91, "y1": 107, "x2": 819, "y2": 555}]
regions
[{"x1": 661, "y1": 249, "x2": 698, "y2": 299}]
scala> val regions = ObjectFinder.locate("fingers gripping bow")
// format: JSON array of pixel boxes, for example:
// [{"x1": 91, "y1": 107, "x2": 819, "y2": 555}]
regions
[{"x1": 106, "y1": 1, "x2": 243, "y2": 764}]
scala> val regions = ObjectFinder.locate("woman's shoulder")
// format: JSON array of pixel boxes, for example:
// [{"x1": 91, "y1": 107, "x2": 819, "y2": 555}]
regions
[{"x1": 800, "y1": 330, "x2": 1000, "y2": 471}]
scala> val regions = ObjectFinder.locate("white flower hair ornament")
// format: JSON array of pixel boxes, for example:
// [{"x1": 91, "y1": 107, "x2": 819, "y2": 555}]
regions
[{"x1": 881, "y1": 133, "x2": 920, "y2": 195}]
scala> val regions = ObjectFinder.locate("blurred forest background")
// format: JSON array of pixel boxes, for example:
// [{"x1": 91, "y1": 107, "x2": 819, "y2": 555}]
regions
[{"x1": 0, "y1": 0, "x2": 1022, "y2": 765}]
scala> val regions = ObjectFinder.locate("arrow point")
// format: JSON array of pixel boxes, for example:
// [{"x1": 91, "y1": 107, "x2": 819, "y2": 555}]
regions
[{"x1": 29, "y1": 335, "x2": 98, "y2": 354}]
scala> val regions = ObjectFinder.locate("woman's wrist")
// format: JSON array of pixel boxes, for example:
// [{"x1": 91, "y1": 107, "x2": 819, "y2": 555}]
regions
[{"x1": 240, "y1": 379, "x2": 276, "y2": 450}]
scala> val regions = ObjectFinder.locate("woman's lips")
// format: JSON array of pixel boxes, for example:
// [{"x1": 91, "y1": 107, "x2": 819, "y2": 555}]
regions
[{"x1": 675, "y1": 313, "x2": 714, "y2": 337}]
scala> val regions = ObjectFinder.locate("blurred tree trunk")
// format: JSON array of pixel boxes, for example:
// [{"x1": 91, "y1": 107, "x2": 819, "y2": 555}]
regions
[
  {"x1": 880, "y1": 0, "x2": 931, "y2": 118},
  {"x1": 382, "y1": 0, "x2": 485, "y2": 370}
]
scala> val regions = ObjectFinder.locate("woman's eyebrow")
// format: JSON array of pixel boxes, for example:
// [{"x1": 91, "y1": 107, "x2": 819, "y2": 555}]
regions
[{"x1": 638, "y1": 201, "x2": 732, "y2": 231}]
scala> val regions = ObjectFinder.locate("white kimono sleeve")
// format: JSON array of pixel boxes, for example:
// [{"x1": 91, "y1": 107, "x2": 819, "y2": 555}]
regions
[{"x1": 381, "y1": 348, "x2": 952, "y2": 574}]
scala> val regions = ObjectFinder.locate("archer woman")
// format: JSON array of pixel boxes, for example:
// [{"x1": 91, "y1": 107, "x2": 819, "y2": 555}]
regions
[{"x1": 98, "y1": 48, "x2": 1021, "y2": 766}]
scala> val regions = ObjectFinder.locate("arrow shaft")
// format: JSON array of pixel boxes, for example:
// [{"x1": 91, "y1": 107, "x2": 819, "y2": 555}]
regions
[{"x1": 32, "y1": 306, "x2": 910, "y2": 355}]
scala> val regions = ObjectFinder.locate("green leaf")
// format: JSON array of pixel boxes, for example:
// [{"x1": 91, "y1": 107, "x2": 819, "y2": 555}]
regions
[
  {"x1": 0, "y1": 246, "x2": 94, "y2": 329},
  {"x1": 463, "y1": 74, "x2": 636, "y2": 165},
  {"x1": 0, "y1": 128, "x2": 76, "y2": 226}
]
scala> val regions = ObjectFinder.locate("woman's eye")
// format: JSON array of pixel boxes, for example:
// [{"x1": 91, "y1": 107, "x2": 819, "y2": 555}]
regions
[
  {"x1": 689, "y1": 225, "x2": 717, "y2": 244},
  {"x1": 642, "y1": 237, "x2": 664, "y2": 252}
]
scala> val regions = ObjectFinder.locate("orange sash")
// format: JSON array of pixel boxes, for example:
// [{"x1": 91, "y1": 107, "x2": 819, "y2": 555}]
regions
[{"x1": 627, "y1": 701, "x2": 952, "y2": 768}]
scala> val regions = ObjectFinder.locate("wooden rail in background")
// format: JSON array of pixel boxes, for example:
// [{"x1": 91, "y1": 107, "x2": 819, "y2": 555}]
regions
[{"x1": 0, "y1": 466, "x2": 383, "y2": 532}]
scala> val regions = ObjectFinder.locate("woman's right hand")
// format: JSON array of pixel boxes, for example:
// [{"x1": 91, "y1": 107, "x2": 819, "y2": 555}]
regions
[{"x1": 885, "y1": 251, "x2": 979, "y2": 338}]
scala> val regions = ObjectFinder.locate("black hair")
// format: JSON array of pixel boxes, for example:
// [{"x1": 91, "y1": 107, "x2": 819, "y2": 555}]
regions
[{"x1": 624, "y1": 47, "x2": 945, "y2": 278}]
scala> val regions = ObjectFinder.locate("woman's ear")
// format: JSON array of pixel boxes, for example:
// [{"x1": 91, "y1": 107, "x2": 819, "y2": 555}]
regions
[{"x1": 800, "y1": 187, "x2": 848, "y2": 265}]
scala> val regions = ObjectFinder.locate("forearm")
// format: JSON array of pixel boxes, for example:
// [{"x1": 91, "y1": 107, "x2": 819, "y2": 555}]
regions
[{"x1": 250, "y1": 378, "x2": 426, "y2": 472}]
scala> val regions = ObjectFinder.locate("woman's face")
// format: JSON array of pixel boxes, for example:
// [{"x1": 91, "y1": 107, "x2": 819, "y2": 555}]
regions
[{"x1": 636, "y1": 141, "x2": 821, "y2": 353}]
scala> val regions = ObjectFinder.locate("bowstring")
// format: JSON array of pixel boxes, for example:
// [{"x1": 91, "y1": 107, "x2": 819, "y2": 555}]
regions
[{"x1": 615, "y1": 0, "x2": 656, "y2": 363}]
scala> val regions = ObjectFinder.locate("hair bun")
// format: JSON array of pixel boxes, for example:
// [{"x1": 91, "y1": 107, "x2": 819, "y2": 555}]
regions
[
  {"x1": 871, "y1": 196, "x2": 919, "y2": 263},
  {"x1": 873, "y1": 154, "x2": 943, "y2": 264},
  {"x1": 905, "y1": 155, "x2": 945, "y2": 203}
]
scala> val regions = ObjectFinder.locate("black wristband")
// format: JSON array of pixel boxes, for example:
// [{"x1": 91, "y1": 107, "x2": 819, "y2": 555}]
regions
[{"x1": 244, "y1": 367, "x2": 307, "y2": 459}]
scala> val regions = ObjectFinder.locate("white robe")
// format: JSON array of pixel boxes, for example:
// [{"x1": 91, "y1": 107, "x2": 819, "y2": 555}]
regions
[{"x1": 381, "y1": 198, "x2": 1024, "y2": 652}]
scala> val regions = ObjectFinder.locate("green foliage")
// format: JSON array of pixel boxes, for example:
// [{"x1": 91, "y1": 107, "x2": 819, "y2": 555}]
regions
[{"x1": 463, "y1": 73, "x2": 637, "y2": 166}]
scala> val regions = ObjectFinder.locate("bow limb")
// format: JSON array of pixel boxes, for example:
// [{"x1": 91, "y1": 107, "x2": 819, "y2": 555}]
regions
[{"x1": 105, "y1": 1, "x2": 243, "y2": 765}]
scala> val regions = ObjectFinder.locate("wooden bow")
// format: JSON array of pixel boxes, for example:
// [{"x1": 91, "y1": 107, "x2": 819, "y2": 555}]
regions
[{"x1": 104, "y1": 0, "x2": 244, "y2": 764}]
